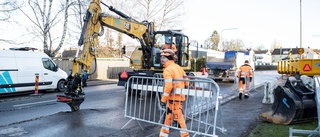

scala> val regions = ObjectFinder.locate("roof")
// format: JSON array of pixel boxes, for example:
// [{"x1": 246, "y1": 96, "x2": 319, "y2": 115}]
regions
[
  {"x1": 271, "y1": 48, "x2": 299, "y2": 55},
  {"x1": 306, "y1": 48, "x2": 317, "y2": 55},
  {"x1": 314, "y1": 49, "x2": 320, "y2": 54},
  {"x1": 62, "y1": 50, "x2": 77, "y2": 58},
  {"x1": 254, "y1": 50, "x2": 269, "y2": 54}
]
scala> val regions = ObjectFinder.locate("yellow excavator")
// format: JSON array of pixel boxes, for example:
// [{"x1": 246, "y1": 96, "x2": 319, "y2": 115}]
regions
[
  {"x1": 260, "y1": 48, "x2": 320, "y2": 124},
  {"x1": 56, "y1": 0, "x2": 191, "y2": 111}
]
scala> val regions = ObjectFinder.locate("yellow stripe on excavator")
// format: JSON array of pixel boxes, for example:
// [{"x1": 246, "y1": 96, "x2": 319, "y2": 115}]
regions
[
  {"x1": 277, "y1": 59, "x2": 320, "y2": 76},
  {"x1": 100, "y1": 15, "x2": 147, "y2": 38}
]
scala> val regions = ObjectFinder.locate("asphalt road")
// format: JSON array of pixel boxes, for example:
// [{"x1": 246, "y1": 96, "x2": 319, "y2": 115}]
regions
[{"x1": 0, "y1": 70, "x2": 283, "y2": 137}]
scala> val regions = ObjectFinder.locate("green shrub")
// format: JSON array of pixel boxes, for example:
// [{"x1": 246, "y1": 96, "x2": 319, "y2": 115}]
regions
[{"x1": 190, "y1": 57, "x2": 206, "y2": 72}]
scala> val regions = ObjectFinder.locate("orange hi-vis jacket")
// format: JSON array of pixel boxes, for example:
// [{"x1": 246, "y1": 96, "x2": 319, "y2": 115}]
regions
[
  {"x1": 161, "y1": 60, "x2": 187, "y2": 103},
  {"x1": 239, "y1": 64, "x2": 253, "y2": 78}
]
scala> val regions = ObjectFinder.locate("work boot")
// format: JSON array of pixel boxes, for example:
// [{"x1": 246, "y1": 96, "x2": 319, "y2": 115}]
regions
[
  {"x1": 244, "y1": 94, "x2": 249, "y2": 99},
  {"x1": 239, "y1": 93, "x2": 242, "y2": 100}
]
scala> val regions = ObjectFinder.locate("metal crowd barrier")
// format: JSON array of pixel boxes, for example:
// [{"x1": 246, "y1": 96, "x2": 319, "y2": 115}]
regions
[
  {"x1": 262, "y1": 81, "x2": 277, "y2": 104},
  {"x1": 289, "y1": 75, "x2": 320, "y2": 137},
  {"x1": 121, "y1": 74, "x2": 226, "y2": 137},
  {"x1": 233, "y1": 71, "x2": 256, "y2": 95}
]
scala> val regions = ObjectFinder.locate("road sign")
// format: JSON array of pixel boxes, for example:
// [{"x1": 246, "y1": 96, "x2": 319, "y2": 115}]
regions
[{"x1": 298, "y1": 48, "x2": 304, "y2": 55}]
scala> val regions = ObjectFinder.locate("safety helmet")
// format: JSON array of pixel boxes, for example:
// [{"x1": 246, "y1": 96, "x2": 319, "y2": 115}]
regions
[{"x1": 160, "y1": 49, "x2": 175, "y2": 57}]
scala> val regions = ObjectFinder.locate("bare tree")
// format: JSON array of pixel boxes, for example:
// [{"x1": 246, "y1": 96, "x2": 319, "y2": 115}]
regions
[
  {"x1": 270, "y1": 40, "x2": 281, "y2": 52},
  {"x1": 255, "y1": 44, "x2": 266, "y2": 51},
  {"x1": 66, "y1": 0, "x2": 89, "y2": 45},
  {"x1": 15, "y1": 0, "x2": 82, "y2": 57},
  {"x1": 210, "y1": 30, "x2": 219, "y2": 50},
  {"x1": 0, "y1": 0, "x2": 22, "y2": 45},
  {"x1": 221, "y1": 39, "x2": 244, "y2": 51},
  {"x1": 69, "y1": 0, "x2": 186, "y2": 58},
  {"x1": 154, "y1": 0, "x2": 184, "y2": 30},
  {"x1": 53, "y1": 0, "x2": 74, "y2": 56},
  {"x1": 107, "y1": 0, "x2": 185, "y2": 30},
  {"x1": 136, "y1": 0, "x2": 162, "y2": 21},
  {"x1": 189, "y1": 40, "x2": 199, "y2": 47},
  {"x1": 203, "y1": 38, "x2": 213, "y2": 49},
  {"x1": 0, "y1": 1, "x2": 21, "y2": 22}
]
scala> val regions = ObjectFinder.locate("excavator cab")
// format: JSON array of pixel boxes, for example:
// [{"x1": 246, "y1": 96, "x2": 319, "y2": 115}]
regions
[
  {"x1": 151, "y1": 31, "x2": 190, "y2": 70},
  {"x1": 118, "y1": 30, "x2": 190, "y2": 88},
  {"x1": 259, "y1": 75, "x2": 317, "y2": 125}
]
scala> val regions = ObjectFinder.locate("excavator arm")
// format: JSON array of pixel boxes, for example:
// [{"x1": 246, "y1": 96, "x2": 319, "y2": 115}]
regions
[
  {"x1": 56, "y1": 0, "x2": 154, "y2": 112},
  {"x1": 73, "y1": 0, "x2": 154, "y2": 77}
]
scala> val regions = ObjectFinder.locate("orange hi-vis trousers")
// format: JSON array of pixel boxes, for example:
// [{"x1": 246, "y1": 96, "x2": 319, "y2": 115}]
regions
[
  {"x1": 159, "y1": 101, "x2": 189, "y2": 137},
  {"x1": 239, "y1": 77, "x2": 250, "y2": 95}
]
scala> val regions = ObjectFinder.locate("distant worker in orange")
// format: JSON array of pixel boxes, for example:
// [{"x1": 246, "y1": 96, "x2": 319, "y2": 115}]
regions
[
  {"x1": 162, "y1": 36, "x2": 177, "y2": 52},
  {"x1": 237, "y1": 60, "x2": 253, "y2": 99},
  {"x1": 159, "y1": 49, "x2": 189, "y2": 137},
  {"x1": 162, "y1": 36, "x2": 177, "y2": 61}
]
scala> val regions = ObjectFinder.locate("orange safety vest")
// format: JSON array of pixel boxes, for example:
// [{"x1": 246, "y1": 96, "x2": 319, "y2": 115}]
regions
[
  {"x1": 161, "y1": 60, "x2": 187, "y2": 102},
  {"x1": 239, "y1": 63, "x2": 253, "y2": 78}
]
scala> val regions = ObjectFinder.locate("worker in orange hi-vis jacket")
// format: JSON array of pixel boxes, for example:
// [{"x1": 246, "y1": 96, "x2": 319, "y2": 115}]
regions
[
  {"x1": 162, "y1": 36, "x2": 178, "y2": 61},
  {"x1": 159, "y1": 49, "x2": 189, "y2": 137},
  {"x1": 237, "y1": 60, "x2": 253, "y2": 99},
  {"x1": 161, "y1": 36, "x2": 177, "y2": 52},
  {"x1": 162, "y1": 42, "x2": 177, "y2": 52}
]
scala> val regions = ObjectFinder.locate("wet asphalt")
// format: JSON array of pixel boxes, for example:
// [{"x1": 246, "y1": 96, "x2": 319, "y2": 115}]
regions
[
  {"x1": 0, "y1": 71, "x2": 286, "y2": 137},
  {"x1": 83, "y1": 72, "x2": 285, "y2": 137}
]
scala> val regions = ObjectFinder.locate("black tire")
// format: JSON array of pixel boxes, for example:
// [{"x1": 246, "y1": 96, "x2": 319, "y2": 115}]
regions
[{"x1": 57, "y1": 80, "x2": 66, "y2": 92}]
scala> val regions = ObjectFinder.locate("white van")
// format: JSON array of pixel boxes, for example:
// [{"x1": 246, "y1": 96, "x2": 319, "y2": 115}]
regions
[{"x1": 0, "y1": 48, "x2": 68, "y2": 94}]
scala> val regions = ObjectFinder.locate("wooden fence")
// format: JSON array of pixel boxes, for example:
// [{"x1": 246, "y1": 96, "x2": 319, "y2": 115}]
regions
[
  {"x1": 53, "y1": 58, "x2": 276, "y2": 80},
  {"x1": 53, "y1": 58, "x2": 131, "y2": 79}
]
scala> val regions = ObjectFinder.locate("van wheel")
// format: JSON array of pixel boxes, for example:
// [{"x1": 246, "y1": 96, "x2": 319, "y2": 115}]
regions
[{"x1": 57, "y1": 80, "x2": 66, "y2": 92}]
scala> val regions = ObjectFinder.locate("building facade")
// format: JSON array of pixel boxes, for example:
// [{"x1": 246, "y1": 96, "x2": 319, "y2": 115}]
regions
[
  {"x1": 271, "y1": 47, "x2": 319, "y2": 65},
  {"x1": 254, "y1": 50, "x2": 272, "y2": 65}
]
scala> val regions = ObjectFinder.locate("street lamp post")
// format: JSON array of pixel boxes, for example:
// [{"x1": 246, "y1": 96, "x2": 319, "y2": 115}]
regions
[
  {"x1": 300, "y1": 0, "x2": 302, "y2": 48},
  {"x1": 220, "y1": 28, "x2": 238, "y2": 51}
]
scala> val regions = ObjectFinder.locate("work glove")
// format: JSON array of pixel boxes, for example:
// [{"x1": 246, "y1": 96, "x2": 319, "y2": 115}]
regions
[
  {"x1": 250, "y1": 77, "x2": 252, "y2": 82},
  {"x1": 160, "y1": 101, "x2": 166, "y2": 108}
]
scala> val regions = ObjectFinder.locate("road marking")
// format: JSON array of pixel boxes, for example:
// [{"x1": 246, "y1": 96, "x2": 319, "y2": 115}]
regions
[{"x1": 13, "y1": 99, "x2": 56, "y2": 107}]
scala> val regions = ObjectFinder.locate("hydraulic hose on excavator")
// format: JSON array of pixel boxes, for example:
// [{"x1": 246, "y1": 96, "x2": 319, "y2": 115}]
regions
[{"x1": 259, "y1": 75, "x2": 318, "y2": 125}]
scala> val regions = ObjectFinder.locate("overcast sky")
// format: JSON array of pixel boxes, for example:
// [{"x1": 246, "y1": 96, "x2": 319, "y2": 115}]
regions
[
  {"x1": 183, "y1": 0, "x2": 320, "y2": 50},
  {"x1": 1, "y1": 0, "x2": 319, "y2": 51}
]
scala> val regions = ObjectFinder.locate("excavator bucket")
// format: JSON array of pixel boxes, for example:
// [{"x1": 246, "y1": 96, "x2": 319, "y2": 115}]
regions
[
  {"x1": 259, "y1": 76, "x2": 317, "y2": 125},
  {"x1": 56, "y1": 95, "x2": 85, "y2": 112}
]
